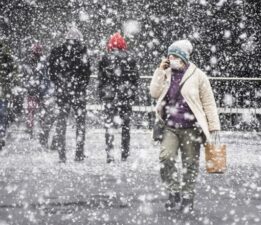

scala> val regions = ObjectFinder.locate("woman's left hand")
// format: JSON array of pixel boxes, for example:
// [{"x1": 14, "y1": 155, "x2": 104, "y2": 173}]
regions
[{"x1": 210, "y1": 131, "x2": 220, "y2": 145}]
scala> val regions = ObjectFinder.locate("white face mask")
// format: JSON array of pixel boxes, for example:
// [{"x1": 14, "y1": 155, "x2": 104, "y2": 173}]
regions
[{"x1": 170, "y1": 58, "x2": 184, "y2": 70}]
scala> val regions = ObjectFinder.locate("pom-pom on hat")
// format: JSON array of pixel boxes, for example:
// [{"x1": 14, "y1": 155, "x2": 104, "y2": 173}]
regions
[
  {"x1": 168, "y1": 40, "x2": 193, "y2": 64},
  {"x1": 107, "y1": 32, "x2": 127, "y2": 51},
  {"x1": 65, "y1": 27, "x2": 83, "y2": 41}
]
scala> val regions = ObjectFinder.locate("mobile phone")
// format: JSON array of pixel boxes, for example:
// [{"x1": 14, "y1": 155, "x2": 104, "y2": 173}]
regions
[{"x1": 165, "y1": 59, "x2": 170, "y2": 69}]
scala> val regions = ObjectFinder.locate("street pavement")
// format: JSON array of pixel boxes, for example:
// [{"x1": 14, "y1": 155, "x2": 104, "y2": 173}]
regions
[{"x1": 0, "y1": 127, "x2": 260, "y2": 225}]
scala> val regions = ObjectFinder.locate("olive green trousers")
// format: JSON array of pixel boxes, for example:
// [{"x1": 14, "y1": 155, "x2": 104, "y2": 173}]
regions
[{"x1": 159, "y1": 127, "x2": 203, "y2": 199}]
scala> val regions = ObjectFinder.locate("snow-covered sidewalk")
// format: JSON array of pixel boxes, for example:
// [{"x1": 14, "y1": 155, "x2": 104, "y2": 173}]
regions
[{"x1": 0, "y1": 128, "x2": 260, "y2": 225}]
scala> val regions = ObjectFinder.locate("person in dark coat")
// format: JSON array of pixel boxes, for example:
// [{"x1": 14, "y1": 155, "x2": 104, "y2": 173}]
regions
[
  {"x1": 98, "y1": 32, "x2": 139, "y2": 163},
  {"x1": 49, "y1": 27, "x2": 91, "y2": 162},
  {"x1": 0, "y1": 40, "x2": 17, "y2": 150}
]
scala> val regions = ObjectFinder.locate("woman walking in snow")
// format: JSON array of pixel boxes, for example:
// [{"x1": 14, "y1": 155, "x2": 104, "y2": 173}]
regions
[{"x1": 150, "y1": 40, "x2": 220, "y2": 213}]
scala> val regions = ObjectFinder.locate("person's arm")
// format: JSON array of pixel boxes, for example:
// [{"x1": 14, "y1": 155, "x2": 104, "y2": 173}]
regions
[
  {"x1": 48, "y1": 48, "x2": 59, "y2": 85},
  {"x1": 127, "y1": 58, "x2": 140, "y2": 102},
  {"x1": 3, "y1": 52, "x2": 17, "y2": 98},
  {"x1": 97, "y1": 56, "x2": 107, "y2": 100},
  {"x1": 199, "y1": 72, "x2": 221, "y2": 132},
  {"x1": 80, "y1": 46, "x2": 91, "y2": 85},
  {"x1": 128, "y1": 57, "x2": 139, "y2": 87},
  {"x1": 149, "y1": 58, "x2": 170, "y2": 99}
]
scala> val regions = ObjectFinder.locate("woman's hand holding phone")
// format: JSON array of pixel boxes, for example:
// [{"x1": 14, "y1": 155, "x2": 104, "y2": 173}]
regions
[{"x1": 159, "y1": 58, "x2": 170, "y2": 70}]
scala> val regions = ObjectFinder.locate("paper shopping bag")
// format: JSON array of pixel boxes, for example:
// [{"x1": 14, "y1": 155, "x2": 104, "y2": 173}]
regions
[{"x1": 205, "y1": 143, "x2": 226, "y2": 173}]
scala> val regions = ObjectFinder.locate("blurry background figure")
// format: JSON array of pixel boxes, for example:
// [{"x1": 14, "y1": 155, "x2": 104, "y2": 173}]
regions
[
  {"x1": 21, "y1": 43, "x2": 41, "y2": 137},
  {"x1": 98, "y1": 32, "x2": 139, "y2": 163},
  {"x1": 21, "y1": 42, "x2": 53, "y2": 144},
  {"x1": 0, "y1": 40, "x2": 18, "y2": 150},
  {"x1": 49, "y1": 26, "x2": 91, "y2": 163}
]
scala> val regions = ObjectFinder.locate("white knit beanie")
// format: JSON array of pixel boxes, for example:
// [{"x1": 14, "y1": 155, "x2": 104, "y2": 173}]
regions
[
  {"x1": 65, "y1": 27, "x2": 83, "y2": 41},
  {"x1": 168, "y1": 40, "x2": 193, "y2": 63}
]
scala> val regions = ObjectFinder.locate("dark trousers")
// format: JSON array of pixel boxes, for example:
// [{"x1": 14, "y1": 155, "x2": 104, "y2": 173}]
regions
[
  {"x1": 55, "y1": 92, "x2": 86, "y2": 160},
  {"x1": 104, "y1": 102, "x2": 131, "y2": 158},
  {"x1": 38, "y1": 100, "x2": 57, "y2": 147},
  {"x1": 26, "y1": 96, "x2": 39, "y2": 134}
]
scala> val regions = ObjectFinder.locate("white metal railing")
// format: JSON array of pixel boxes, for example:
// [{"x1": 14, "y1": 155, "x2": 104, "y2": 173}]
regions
[
  {"x1": 90, "y1": 74, "x2": 261, "y2": 81},
  {"x1": 86, "y1": 104, "x2": 261, "y2": 115},
  {"x1": 87, "y1": 75, "x2": 261, "y2": 115},
  {"x1": 218, "y1": 108, "x2": 261, "y2": 114}
]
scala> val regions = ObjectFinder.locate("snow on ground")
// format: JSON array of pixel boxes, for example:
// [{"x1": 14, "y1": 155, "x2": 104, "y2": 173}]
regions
[
  {"x1": 1, "y1": 125, "x2": 260, "y2": 173},
  {"x1": 0, "y1": 125, "x2": 260, "y2": 225}
]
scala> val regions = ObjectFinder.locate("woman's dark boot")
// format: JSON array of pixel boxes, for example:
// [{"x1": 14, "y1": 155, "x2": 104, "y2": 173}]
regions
[{"x1": 165, "y1": 193, "x2": 181, "y2": 211}]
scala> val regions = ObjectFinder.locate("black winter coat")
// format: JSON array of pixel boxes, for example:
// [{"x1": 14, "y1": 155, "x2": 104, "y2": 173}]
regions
[
  {"x1": 98, "y1": 50, "x2": 139, "y2": 104},
  {"x1": 49, "y1": 40, "x2": 91, "y2": 93},
  {"x1": 0, "y1": 43, "x2": 17, "y2": 99}
]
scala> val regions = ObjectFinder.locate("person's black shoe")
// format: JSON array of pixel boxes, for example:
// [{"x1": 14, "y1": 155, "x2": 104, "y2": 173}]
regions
[
  {"x1": 0, "y1": 140, "x2": 5, "y2": 147},
  {"x1": 39, "y1": 140, "x2": 48, "y2": 149},
  {"x1": 39, "y1": 133, "x2": 47, "y2": 147},
  {"x1": 75, "y1": 154, "x2": 86, "y2": 162},
  {"x1": 50, "y1": 138, "x2": 58, "y2": 151},
  {"x1": 58, "y1": 157, "x2": 66, "y2": 163},
  {"x1": 180, "y1": 198, "x2": 194, "y2": 214},
  {"x1": 165, "y1": 193, "x2": 181, "y2": 211},
  {"x1": 106, "y1": 154, "x2": 115, "y2": 164},
  {"x1": 121, "y1": 152, "x2": 129, "y2": 162},
  {"x1": 0, "y1": 140, "x2": 5, "y2": 151},
  {"x1": 25, "y1": 128, "x2": 33, "y2": 139},
  {"x1": 58, "y1": 152, "x2": 66, "y2": 163},
  {"x1": 121, "y1": 156, "x2": 128, "y2": 162}
]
